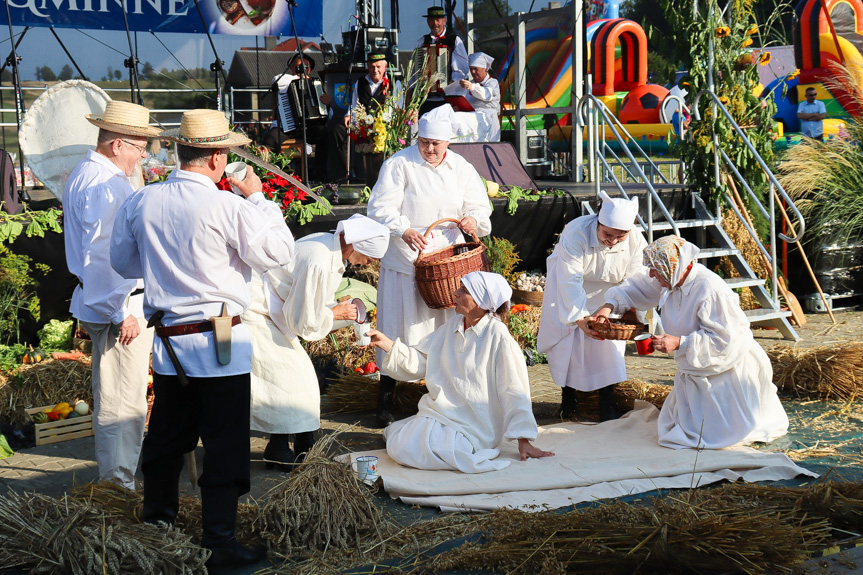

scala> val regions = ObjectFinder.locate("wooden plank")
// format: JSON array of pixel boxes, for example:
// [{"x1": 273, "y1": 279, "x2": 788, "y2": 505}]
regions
[{"x1": 37, "y1": 429, "x2": 94, "y2": 446}]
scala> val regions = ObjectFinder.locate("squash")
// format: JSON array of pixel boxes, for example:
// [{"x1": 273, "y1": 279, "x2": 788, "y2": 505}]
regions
[{"x1": 22, "y1": 345, "x2": 44, "y2": 364}]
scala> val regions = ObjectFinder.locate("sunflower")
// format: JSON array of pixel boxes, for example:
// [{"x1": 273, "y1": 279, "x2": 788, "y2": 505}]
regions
[
  {"x1": 742, "y1": 38, "x2": 753, "y2": 47},
  {"x1": 789, "y1": 68, "x2": 800, "y2": 79},
  {"x1": 719, "y1": 96, "x2": 731, "y2": 106},
  {"x1": 746, "y1": 25, "x2": 759, "y2": 35},
  {"x1": 715, "y1": 26, "x2": 731, "y2": 37},
  {"x1": 759, "y1": 52, "x2": 771, "y2": 65}
]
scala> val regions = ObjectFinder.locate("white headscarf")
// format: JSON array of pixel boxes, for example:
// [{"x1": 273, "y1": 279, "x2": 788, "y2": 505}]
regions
[
  {"x1": 335, "y1": 214, "x2": 390, "y2": 258},
  {"x1": 461, "y1": 271, "x2": 512, "y2": 313},
  {"x1": 468, "y1": 52, "x2": 494, "y2": 70},
  {"x1": 643, "y1": 235, "x2": 700, "y2": 308},
  {"x1": 418, "y1": 104, "x2": 462, "y2": 141},
  {"x1": 597, "y1": 190, "x2": 639, "y2": 231}
]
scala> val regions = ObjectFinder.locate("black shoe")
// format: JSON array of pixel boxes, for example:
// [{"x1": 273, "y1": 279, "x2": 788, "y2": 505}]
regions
[
  {"x1": 205, "y1": 541, "x2": 266, "y2": 574},
  {"x1": 376, "y1": 376, "x2": 396, "y2": 428},
  {"x1": 559, "y1": 387, "x2": 577, "y2": 419},
  {"x1": 292, "y1": 431, "x2": 316, "y2": 463},
  {"x1": 263, "y1": 434, "x2": 297, "y2": 472},
  {"x1": 141, "y1": 477, "x2": 179, "y2": 526},
  {"x1": 598, "y1": 385, "x2": 619, "y2": 422}
]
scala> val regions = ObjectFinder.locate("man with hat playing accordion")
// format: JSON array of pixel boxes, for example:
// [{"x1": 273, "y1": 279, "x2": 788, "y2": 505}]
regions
[{"x1": 415, "y1": 5, "x2": 469, "y2": 116}]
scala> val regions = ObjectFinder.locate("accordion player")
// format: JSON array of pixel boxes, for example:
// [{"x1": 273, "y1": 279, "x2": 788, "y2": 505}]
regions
[
  {"x1": 273, "y1": 75, "x2": 328, "y2": 135},
  {"x1": 413, "y1": 44, "x2": 450, "y2": 93}
]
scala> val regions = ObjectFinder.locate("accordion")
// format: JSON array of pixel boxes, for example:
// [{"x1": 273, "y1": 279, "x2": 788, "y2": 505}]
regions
[
  {"x1": 277, "y1": 78, "x2": 327, "y2": 134},
  {"x1": 413, "y1": 44, "x2": 449, "y2": 93}
]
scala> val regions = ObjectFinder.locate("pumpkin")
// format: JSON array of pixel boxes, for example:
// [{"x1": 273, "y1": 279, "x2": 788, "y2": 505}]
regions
[{"x1": 22, "y1": 345, "x2": 45, "y2": 364}]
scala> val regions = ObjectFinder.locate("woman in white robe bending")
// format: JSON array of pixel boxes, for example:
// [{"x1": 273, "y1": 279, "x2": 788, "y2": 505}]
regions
[
  {"x1": 367, "y1": 104, "x2": 492, "y2": 427},
  {"x1": 537, "y1": 191, "x2": 647, "y2": 421},
  {"x1": 368, "y1": 271, "x2": 554, "y2": 473},
  {"x1": 245, "y1": 215, "x2": 389, "y2": 470},
  {"x1": 593, "y1": 235, "x2": 789, "y2": 449}
]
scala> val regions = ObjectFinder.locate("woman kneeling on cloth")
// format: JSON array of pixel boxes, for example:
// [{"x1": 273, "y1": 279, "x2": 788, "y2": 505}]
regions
[
  {"x1": 245, "y1": 214, "x2": 390, "y2": 470},
  {"x1": 590, "y1": 235, "x2": 789, "y2": 449},
  {"x1": 368, "y1": 271, "x2": 554, "y2": 473}
]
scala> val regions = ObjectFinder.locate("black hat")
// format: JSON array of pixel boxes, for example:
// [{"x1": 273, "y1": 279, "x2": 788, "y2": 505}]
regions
[
  {"x1": 423, "y1": 6, "x2": 446, "y2": 17},
  {"x1": 366, "y1": 52, "x2": 389, "y2": 64}
]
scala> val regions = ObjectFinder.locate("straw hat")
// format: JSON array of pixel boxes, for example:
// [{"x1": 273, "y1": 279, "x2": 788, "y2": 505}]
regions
[
  {"x1": 160, "y1": 109, "x2": 251, "y2": 148},
  {"x1": 86, "y1": 100, "x2": 162, "y2": 138}
]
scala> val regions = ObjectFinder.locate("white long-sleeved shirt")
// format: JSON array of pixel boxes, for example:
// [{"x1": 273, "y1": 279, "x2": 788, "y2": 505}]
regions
[
  {"x1": 366, "y1": 145, "x2": 492, "y2": 274},
  {"x1": 466, "y1": 75, "x2": 501, "y2": 113},
  {"x1": 63, "y1": 150, "x2": 144, "y2": 325},
  {"x1": 346, "y1": 75, "x2": 404, "y2": 119},
  {"x1": 110, "y1": 169, "x2": 295, "y2": 377},
  {"x1": 383, "y1": 312, "x2": 538, "y2": 450},
  {"x1": 259, "y1": 232, "x2": 345, "y2": 341}
]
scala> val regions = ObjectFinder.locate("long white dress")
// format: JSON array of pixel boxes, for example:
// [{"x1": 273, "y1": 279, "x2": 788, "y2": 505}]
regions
[
  {"x1": 382, "y1": 313, "x2": 539, "y2": 473},
  {"x1": 604, "y1": 262, "x2": 789, "y2": 449},
  {"x1": 367, "y1": 145, "x2": 493, "y2": 373},
  {"x1": 465, "y1": 75, "x2": 501, "y2": 142},
  {"x1": 537, "y1": 216, "x2": 648, "y2": 391},
  {"x1": 244, "y1": 233, "x2": 345, "y2": 434}
]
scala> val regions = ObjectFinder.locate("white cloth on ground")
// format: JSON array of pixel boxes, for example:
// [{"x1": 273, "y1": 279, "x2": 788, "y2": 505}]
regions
[
  {"x1": 356, "y1": 402, "x2": 816, "y2": 512},
  {"x1": 81, "y1": 316, "x2": 153, "y2": 490},
  {"x1": 382, "y1": 313, "x2": 538, "y2": 473},
  {"x1": 604, "y1": 262, "x2": 789, "y2": 448},
  {"x1": 110, "y1": 169, "x2": 295, "y2": 377},
  {"x1": 63, "y1": 149, "x2": 144, "y2": 325},
  {"x1": 367, "y1": 144, "x2": 492, "y2": 369},
  {"x1": 537, "y1": 215, "x2": 647, "y2": 391},
  {"x1": 245, "y1": 233, "x2": 344, "y2": 433}
]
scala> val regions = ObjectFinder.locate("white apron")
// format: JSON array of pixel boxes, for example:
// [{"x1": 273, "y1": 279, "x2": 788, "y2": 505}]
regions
[{"x1": 537, "y1": 216, "x2": 647, "y2": 391}]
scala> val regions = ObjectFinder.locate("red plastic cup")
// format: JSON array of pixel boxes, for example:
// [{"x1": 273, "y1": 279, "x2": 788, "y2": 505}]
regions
[{"x1": 634, "y1": 334, "x2": 655, "y2": 355}]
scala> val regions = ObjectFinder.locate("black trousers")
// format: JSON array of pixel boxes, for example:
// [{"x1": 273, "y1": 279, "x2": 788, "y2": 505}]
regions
[{"x1": 142, "y1": 372, "x2": 251, "y2": 496}]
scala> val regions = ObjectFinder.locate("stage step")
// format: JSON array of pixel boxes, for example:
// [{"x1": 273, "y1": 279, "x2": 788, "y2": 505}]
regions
[
  {"x1": 744, "y1": 307, "x2": 793, "y2": 323},
  {"x1": 724, "y1": 277, "x2": 766, "y2": 289},
  {"x1": 696, "y1": 247, "x2": 740, "y2": 259}
]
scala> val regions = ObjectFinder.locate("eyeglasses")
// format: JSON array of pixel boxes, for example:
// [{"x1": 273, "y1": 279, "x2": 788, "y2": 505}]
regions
[{"x1": 120, "y1": 139, "x2": 147, "y2": 155}]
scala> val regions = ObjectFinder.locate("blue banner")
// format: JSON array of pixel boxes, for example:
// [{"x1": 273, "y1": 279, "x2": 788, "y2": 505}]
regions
[{"x1": 2, "y1": 0, "x2": 323, "y2": 37}]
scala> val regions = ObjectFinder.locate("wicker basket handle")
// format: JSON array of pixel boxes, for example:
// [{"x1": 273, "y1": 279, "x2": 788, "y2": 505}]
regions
[{"x1": 415, "y1": 217, "x2": 480, "y2": 263}]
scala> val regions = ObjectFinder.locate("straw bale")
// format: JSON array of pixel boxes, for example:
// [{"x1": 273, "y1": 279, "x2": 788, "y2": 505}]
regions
[
  {"x1": 343, "y1": 260, "x2": 380, "y2": 287},
  {"x1": 303, "y1": 326, "x2": 376, "y2": 373},
  {"x1": 321, "y1": 372, "x2": 428, "y2": 415},
  {"x1": 768, "y1": 343, "x2": 863, "y2": 400},
  {"x1": 0, "y1": 489, "x2": 207, "y2": 574},
  {"x1": 614, "y1": 379, "x2": 672, "y2": 411},
  {"x1": 0, "y1": 357, "x2": 93, "y2": 426},
  {"x1": 719, "y1": 208, "x2": 766, "y2": 311}
]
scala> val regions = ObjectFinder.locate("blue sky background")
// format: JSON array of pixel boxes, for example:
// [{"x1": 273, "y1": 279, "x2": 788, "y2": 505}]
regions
[{"x1": 2, "y1": 0, "x2": 546, "y2": 81}]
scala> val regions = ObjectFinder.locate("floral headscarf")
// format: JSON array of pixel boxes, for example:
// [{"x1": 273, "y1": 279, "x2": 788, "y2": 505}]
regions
[{"x1": 643, "y1": 236, "x2": 700, "y2": 305}]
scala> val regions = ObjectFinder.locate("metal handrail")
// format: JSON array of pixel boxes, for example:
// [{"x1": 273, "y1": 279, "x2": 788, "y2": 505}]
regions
[
  {"x1": 576, "y1": 93, "x2": 680, "y2": 239},
  {"x1": 691, "y1": 89, "x2": 805, "y2": 244}
]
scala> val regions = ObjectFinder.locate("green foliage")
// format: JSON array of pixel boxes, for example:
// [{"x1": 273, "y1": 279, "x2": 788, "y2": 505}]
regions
[
  {"x1": 481, "y1": 236, "x2": 521, "y2": 286},
  {"x1": 662, "y1": 0, "x2": 783, "y2": 208},
  {"x1": 0, "y1": 344, "x2": 26, "y2": 372},
  {"x1": 508, "y1": 313, "x2": 546, "y2": 364},
  {"x1": 38, "y1": 319, "x2": 74, "y2": 352},
  {"x1": 0, "y1": 207, "x2": 63, "y2": 245},
  {"x1": 497, "y1": 186, "x2": 566, "y2": 216},
  {"x1": 0, "y1": 245, "x2": 48, "y2": 345}
]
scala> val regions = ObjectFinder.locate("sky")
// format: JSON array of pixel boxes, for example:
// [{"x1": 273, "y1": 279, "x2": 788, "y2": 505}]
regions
[{"x1": 1, "y1": 0, "x2": 547, "y2": 82}]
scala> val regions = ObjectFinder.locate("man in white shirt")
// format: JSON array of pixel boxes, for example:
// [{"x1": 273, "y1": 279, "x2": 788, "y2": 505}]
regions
[
  {"x1": 459, "y1": 52, "x2": 501, "y2": 142},
  {"x1": 63, "y1": 100, "x2": 162, "y2": 491},
  {"x1": 416, "y1": 5, "x2": 470, "y2": 116},
  {"x1": 797, "y1": 87, "x2": 827, "y2": 141},
  {"x1": 111, "y1": 109, "x2": 295, "y2": 573}
]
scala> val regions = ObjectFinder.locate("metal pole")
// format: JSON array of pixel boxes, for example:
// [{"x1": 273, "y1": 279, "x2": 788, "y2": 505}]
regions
[
  {"x1": 119, "y1": 0, "x2": 143, "y2": 104},
  {"x1": 192, "y1": 0, "x2": 227, "y2": 111},
  {"x1": 515, "y1": 14, "x2": 527, "y2": 166},
  {"x1": 571, "y1": 0, "x2": 585, "y2": 182},
  {"x1": 2, "y1": 14, "x2": 28, "y2": 200},
  {"x1": 465, "y1": 0, "x2": 474, "y2": 54},
  {"x1": 49, "y1": 27, "x2": 88, "y2": 81},
  {"x1": 769, "y1": 182, "x2": 778, "y2": 306}
]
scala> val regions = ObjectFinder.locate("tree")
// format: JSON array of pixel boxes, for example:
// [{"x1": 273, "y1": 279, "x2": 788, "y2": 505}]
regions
[
  {"x1": 114, "y1": 69, "x2": 123, "y2": 81},
  {"x1": 40, "y1": 66, "x2": 56, "y2": 82},
  {"x1": 34, "y1": 66, "x2": 42, "y2": 81},
  {"x1": 141, "y1": 61, "x2": 155, "y2": 79},
  {"x1": 58, "y1": 64, "x2": 74, "y2": 81},
  {"x1": 469, "y1": 0, "x2": 513, "y2": 64}
]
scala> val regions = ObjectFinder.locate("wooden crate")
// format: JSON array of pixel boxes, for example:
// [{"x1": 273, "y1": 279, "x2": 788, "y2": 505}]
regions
[{"x1": 25, "y1": 405, "x2": 94, "y2": 446}]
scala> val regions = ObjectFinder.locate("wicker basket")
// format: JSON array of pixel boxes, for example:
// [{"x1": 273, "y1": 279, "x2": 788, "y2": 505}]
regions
[
  {"x1": 512, "y1": 288, "x2": 544, "y2": 305},
  {"x1": 415, "y1": 218, "x2": 490, "y2": 309},
  {"x1": 587, "y1": 318, "x2": 645, "y2": 341}
]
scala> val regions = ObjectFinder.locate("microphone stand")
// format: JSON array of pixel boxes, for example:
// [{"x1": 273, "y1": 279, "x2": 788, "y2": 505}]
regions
[
  {"x1": 285, "y1": 0, "x2": 309, "y2": 183},
  {"x1": 343, "y1": 20, "x2": 363, "y2": 183}
]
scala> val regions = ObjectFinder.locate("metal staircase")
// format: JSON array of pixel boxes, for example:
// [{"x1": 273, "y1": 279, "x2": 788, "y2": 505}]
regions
[{"x1": 575, "y1": 92, "x2": 804, "y2": 340}]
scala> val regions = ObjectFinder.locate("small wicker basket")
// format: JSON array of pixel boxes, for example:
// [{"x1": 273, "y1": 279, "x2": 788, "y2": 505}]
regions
[
  {"x1": 415, "y1": 218, "x2": 490, "y2": 309},
  {"x1": 512, "y1": 288, "x2": 544, "y2": 305},
  {"x1": 587, "y1": 318, "x2": 645, "y2": 341}
]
